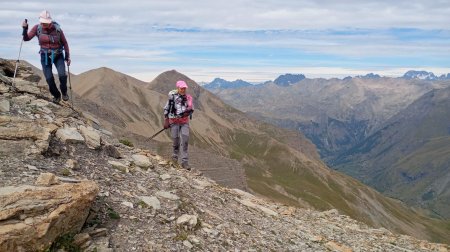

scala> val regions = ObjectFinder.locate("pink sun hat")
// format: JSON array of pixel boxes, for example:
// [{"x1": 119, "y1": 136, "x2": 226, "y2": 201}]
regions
[
  {"x1": 39, "y1": 10, "x2": 52, "y2": 24},
  {"x1": 176, "y1": 80, "x2": 188, "y2": 88}
]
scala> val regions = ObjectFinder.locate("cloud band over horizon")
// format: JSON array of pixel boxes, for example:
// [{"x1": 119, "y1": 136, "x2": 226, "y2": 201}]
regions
[{"x1": 1, "y1": 0, "x2": 450, "y2": 82}]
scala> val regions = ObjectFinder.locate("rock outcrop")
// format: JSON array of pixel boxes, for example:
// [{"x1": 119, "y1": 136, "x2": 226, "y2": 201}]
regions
[{"x1": 0, "y1": 178, "x2": 98, "y2": 251}]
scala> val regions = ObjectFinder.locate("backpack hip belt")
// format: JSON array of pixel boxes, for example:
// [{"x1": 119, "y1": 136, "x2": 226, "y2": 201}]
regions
[{"x1": 40, "y1": 48, "x2": 64, "y2": 66}]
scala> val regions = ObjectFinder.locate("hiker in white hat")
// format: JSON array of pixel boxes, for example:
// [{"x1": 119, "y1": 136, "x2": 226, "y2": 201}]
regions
[{"x1": 21, "y1": 10, "x2": 71, "y2": 104}]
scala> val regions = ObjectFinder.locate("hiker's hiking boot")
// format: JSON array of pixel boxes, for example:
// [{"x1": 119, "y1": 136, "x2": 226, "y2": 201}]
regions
[
  {"x1": 52, "y1": 96, "x2": 61, "y2": 104},
  {"x1": 62, "y1": 94, "x2": 69, "y2": 101},
  {"x1": 181, "y1": 162, "x2": 191, "y2": 171}
]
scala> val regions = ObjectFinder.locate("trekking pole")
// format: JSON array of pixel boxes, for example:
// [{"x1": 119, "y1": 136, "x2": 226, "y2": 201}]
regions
[
  {"x1": 67, "y1": 64, "x2": 74, "y2": 109},
  {"x1": 13, "y1": 19, "x2": 27, "y2": 89},
  {"x1": 148, "y1": 128, "x2": 167, "y2": 141}
]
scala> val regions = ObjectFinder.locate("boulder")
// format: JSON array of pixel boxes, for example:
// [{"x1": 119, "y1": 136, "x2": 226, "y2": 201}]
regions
[
  {"x1": 0, "y1": 116, "x2": 49, "y2": 141},
  {"x1": 156, "y1": 191, "x2": 180, "y2": 201},
  {"x1": 104, "y1": 145, "x2": 122, "y2": 159},
  {"x1": 0, "y1": 180, "x2": 99, "y2": 251},
  {"x1": 238, "y1": 199, "x2": 278, "y2": 217},
  {"x1": 0, "y1": 99, "x2": 10, "y2": 112},
  {"x1": 176, "y1": 214, "x2": 198, "y2": 229},
  {"x1": 139, "y1": 196, "x2": 161, "y2": 210},
  {"x1": 35, "y1": 173, "x2": 60, "y2": 186},
  {"x1": 29, "y1": 99, "x2": 50, "y2": 107},
  {"x1": 55, "y1": 127, "x2": 84, "y2": 144},
  {"x1": 14, "y1": 80, "x2": 41, "y2": 95},
  {"x1": 131, "y1": 155, "x2": 152, "y2": 169},
  {"x1": 11, "y1": 95, "x2": 32, "y2": 106},
  {"x1": 79, "y1": 125, "x2": 101, "y2": 149},
  {"x1": 108, "y1": 160, "x2": 129, "y2": 173},
  {"x1": 0, "y1": 116, "x2": 51, "y2": 155},
  {"x1": 0, "y1": 83, "x2": 9, "y2": 93}
]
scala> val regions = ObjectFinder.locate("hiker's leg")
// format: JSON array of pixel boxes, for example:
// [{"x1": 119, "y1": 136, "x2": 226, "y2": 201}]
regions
[
  {"x1": 180, "y1": 123, "x2": 190, "y2": 166},
  {"x1": 54, "y1": 54, "x2": 67, "y2": 96},
  {"x1": 40, "y1": 53, "x2": 60, "y2": 98},
  {"x1": 170, "y1": 124, "x2": 180, "y2": 160}
]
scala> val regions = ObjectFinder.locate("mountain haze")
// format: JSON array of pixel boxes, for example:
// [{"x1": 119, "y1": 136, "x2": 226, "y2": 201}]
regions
[{"x1": 17, "y1": 61, "x2": 449, "y2": 243}]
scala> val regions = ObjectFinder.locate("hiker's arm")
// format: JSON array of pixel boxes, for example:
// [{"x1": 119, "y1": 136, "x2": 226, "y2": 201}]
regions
[
  {"x1": 22, "y1": 24, "x2": 37, "y2": 41},
  {"x1": 163, "y1": 100, "x2": 170, "y2": 118},
  {"x1": 182, "y1": 95, "x2": 194, "y2": 117},
  {"x1": 186, "y1": 95, "x2": 193, "y2": 111},
  {"x1": 60, "y1": 30, "x2": 70, "y2": 61}
]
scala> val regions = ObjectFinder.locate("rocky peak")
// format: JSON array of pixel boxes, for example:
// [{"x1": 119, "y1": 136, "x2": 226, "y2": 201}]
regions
[
  {"x1": 403, "y1": 70, "x2": 438, "y2": 80},
  {"x1": 0, "y1": 60, "x2": 448, "y2": 251},
  {"x1": 274, "y1": 73, "x2": 306, "y2": 86}
]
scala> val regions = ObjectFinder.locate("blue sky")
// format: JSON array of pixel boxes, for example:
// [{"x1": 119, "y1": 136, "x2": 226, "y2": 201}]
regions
[{"x1": 1, "y1": 0, "x2": 450, "y2": 82}]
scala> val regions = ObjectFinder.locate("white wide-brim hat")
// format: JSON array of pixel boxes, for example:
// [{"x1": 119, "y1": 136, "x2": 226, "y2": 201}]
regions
[{"x1": 39, "y1": 10, "x2": 52, "y2": 24}]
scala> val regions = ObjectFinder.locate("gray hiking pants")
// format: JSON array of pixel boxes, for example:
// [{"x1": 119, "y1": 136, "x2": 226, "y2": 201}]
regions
[{"x1": 170, "y1": 123, "x2": 189, "y2": 165}]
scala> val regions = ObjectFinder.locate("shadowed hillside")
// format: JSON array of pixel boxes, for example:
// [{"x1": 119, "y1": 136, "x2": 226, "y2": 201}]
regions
[
  {"x1": 332, "y1": 87, "x2": 450, "y2": 219},
  {"x1": 206, "y1": 77, "x2": 449, "y2": 160}
]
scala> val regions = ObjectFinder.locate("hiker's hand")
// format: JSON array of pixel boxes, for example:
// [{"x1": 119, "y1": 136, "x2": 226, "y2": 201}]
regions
[
  {"x1": 65, "y1": 58, "x2": 71, "y2": 66},
  {"x1": 22, "y1": 19, "x2": 28, "y2": 29},
  {"x1": 182, "y1": 110, "x2": 192, "y2": 117},
  {"x1": 164, "y1": 118, "x2": 170, "y2": 129}
]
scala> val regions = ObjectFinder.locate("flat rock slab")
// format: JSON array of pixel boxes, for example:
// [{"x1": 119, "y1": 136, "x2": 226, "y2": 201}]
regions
[
  {"x1": 56, "y1": 128, "x2": 84, "y2": 143},
  {"x1": 14, "y1": 80, "x2": 41, "y2": 95},
  {"x1": 0, "y1": 180, "x2": 99, "y2": 251}
]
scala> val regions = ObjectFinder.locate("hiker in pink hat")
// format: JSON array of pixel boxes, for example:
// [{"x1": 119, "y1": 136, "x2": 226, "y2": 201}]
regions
[
  {"x1": 21, "y1": 10, "x2": 71, "y2": 104},
  {"x1": 163, "y1": 80, "x2": 194, "y2": 170}
]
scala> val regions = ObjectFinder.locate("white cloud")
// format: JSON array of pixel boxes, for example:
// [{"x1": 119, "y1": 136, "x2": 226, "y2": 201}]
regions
[{"x1": 1, "y1": 0, "x2": 450, "y2": 82}]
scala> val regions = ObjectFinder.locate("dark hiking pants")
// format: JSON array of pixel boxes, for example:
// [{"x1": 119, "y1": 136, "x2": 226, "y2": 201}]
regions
[{"x1": 40, "y1": 52, "x2": 67, "y2": 99}]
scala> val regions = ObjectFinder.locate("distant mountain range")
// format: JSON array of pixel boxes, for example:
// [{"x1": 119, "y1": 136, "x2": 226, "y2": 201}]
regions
[
  {"x1": 403, "y1": 70, "x2": 450, "y2": 80},
  {"x1": 204, "y1": 71, "x2": 450, "y2": 90},
  {"x1": 203, "y1": 78, "x2": 252, "y2": 89},
  {"x1": 357, "y1": 73, "x2": 381, "y2": 79}
]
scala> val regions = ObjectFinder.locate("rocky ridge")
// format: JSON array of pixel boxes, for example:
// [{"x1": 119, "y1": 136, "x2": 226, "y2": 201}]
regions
[{"x1": 0, "y1": 60, "x2": 449, "y2": 251}]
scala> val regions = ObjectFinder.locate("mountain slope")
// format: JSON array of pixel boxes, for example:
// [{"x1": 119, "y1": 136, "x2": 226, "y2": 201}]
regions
[
  {"x1": 70, "y1": 67, "x2": 248, "y2": 189},
  {"x1": 2, "y1": 61, "x2": 449, "y2": 250},
  {"x1": 208, "y1": 77, "x2": 450, "y2": 160},
  {"x1": 332, "y1": 87, "x2": 450, "y2": 219},
  {"x1": 58, "y1": 68, "x2": 450, "y2": 242}
]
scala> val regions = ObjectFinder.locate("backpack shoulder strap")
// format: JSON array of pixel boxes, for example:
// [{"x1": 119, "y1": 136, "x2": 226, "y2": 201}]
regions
[
  {"x1": 168, "y1": 91, "x2": 177, "y2": 115},
  {"x1": 37, "y1": 24, "x2": 42, "y2": 36},
  {"x1": 52, "y1": 21, "x2": 61, "y2": 32}
]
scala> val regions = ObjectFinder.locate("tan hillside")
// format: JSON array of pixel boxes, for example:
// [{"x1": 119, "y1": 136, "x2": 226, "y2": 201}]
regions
[
  {"x1": 70, "y1": 67, "x2": 247, "y2": 189},
  {"x1": 19, "y1": 61, "x2": 450, "y2": 243}
]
